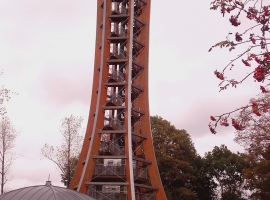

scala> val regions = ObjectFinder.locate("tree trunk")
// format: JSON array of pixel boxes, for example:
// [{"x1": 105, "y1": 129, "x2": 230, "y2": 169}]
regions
[
  {"x1": 67, "y1": 121, "x2": 71, "y2": 188},
  {"x1": 1, "y1": 152, "x2": 4, "y2": 194},
  {"x1": 1, "y1": 125, "x2": 5, "y2": 194}
]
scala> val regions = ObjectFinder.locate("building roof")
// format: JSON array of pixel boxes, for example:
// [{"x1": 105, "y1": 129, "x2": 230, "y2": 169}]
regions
[{"x1": 0, "y1": 181, "x2": 95, "y2": 200}]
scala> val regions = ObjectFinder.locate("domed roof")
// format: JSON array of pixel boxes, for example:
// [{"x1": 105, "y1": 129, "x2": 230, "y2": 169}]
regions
[{"x1": 0, "y1": 181, "x2": 95, "y2": 200}]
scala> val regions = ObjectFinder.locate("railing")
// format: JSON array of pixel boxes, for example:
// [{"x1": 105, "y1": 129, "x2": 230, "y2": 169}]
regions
[
  {"x1": 111, "y1": 71, "x2": 125, "y2": 82},
  {"x1": 88, "y1": 188, "x2": 127, "y2": 200},
  {"x1": 94, "y1": 165, "x2": 126, "y2": 176},
  {"x1": 119, "y1": 5, "x2": 127, "y2": 14},
  {"x1": 111, "y1": 24, "x2": 127, "y2": 37},
  {"x1": 104, "y1": 117, "x2": 124, "y2": 130},
  {"x1": 133, "y1": 39, "x2": 144, "y2": 52},
  {"x1": 110, "y1": 47, "x2": 126, "y2": 59},
  {"x1": 131, "y1": 107, "x2": 145, "y2": 117},
  {"x1": 107, "y1": 93, "x2": 123, "y2": 106},
  {"x1": 134, "y1": 0, "x2": 147, "y2": 17},
  {"x1": 88, "y1": 188, "x2": 155, "y2": 200},
  {"x1": 112, "y1": 3, "x2": 127, "y2": 15},
  {"x1": 133, "y1": 19, "x2": 145, "y2": 30},
  {"x1": 132, "y1": 135, "x2": 142, "y2": 144},
  {"x1": 116, "y1": 26, "x2": 126, "y2": 36},
  {"x1": 99, "y1": 141, "x2": 124, "y2": 155},
  {"x1": 132, "y1": 132, "x2": 146, "y2": 144},
  {"x1": 132, "y1": 112, "x2": 140, "y2": 120},
  {"x1": 132, "y1": 84, "x2": 144, "y2": 93},
  {"x1": 134, "y1": 167, "x2": 148, "y2": 179},
  {"x1": 135, "y1": 193, "x2": 156, "y2": 200}
]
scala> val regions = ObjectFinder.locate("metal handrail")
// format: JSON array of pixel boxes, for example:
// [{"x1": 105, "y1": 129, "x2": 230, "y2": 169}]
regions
[
  {"x1": 88, "y1": 186, "x2": 128, "y2": 200},
  {"x1": 106, "y1": 93, "x2": 124, "y2": 106},
  {"x1": 135, "y1": 193, "x2": 156, "y2": 200},
  {"x1": 119, "y1": 5, "x2": 127, "y2": 14},
  {"x1": 99, "y1": 141, "x2": 125, "y2": 155},
  {"x1": 110, "y1": 47, "x2": 126, "y2": 59},
  {"x1": 131, "y1": 107, "x2": 145, "y2": 115},
  {"x1": 94, "y1": 165, "x2": 126, "y2": 176},
  {"x1": 111, "y1": 24, "x2": 127, "y2": 36},
  {"x1": 133, "y1": 167, "x2": 148, "y2": 179},
  {"x1": 132, "y1": 83, "x2": 144, "y2": 92},
  {"x1": 117, "y1": 25, "x2": 127, "y2": 36},
  {"x1": 112, "y1": 3, "x2": 127, "y2": 15},
  {"x1": 110, "y1": 71, "x2": 125, "y2": 82},
  {"x1": 132, "y1": 135, "x2": 145, "y2": 144},
  {"x1": 104, "y1": 117, "x2": 124, "y2": 130}
]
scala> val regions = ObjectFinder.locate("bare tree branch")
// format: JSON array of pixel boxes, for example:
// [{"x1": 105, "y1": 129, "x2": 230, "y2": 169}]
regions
[
  {"x1": 0, "y1": 116, "x2": 18, "y2": 194},
  {"x1": 41, "y1": 115, "x2": 83, "y2": 188}
]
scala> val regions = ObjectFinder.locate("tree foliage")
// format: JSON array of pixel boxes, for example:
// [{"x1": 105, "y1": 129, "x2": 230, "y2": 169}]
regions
[
  {"x1": 208, "y1": 0, "x2": 270, "y2": 134},
  {"x1": 230, "y1": 94, "x2": 270, "y2": 198},
  {"x1": 41, "y1": 115, "x2": 83, "y2": 188},
  {"x1": 0, "y1": 116, "x2": 18, "y2": 194},
  {"x1": 233, "y1": 94, "x2": 270, "y2": 160},
  {"x1": 204, "y1": 145, "x2": 247, "y2": 199},
  {"x1": 151, "y1": 116, "x2": 213, "y2": 200},
  {"x1": 60, "y1": 156, "x2": 79, "y2": 187},
  {"x1": 244, "y1": 144, "x2": 270, "y2": 199},
  {"x1": 0, "y1": 87, "x2": 11, "y2": 117}
]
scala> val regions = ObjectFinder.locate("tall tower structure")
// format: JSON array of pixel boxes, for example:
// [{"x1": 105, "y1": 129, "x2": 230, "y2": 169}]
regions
[{"x1": 70, "y1": 0, "x2": 167, "y2": 199}]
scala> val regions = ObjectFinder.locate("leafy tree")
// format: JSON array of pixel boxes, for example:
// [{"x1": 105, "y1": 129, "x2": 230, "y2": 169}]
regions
[
  {"x1": 204, "y1": 145, "x2": 247, "y2": 199},
  {"x1": 41, "y1": 115, "x2": 83, "y2": 188},
  {"x1": 151, "y1": 116, "x2": 213, "y2": 200},
  {"x1": 226, "y1": 94, "x2": 270, "y2": 198},
  {"x1": 208, "y1": 0, "x2": 270, "y2": 134},
  {"x1": 60, "y1": 156, "x2": 79, "y2": 187},
  {"x1": 192, "y1": 156, "x2": 216, "y2": 199},
  {"x1": 222, "y1": 191, "x2": 243, "y2": 200},
  {"x1": 0, "y1": 116, "x2": 18, "y2": 194},
  {"x1": 233, "y1": 94, "x2": 270, "y2": 160},
  {"x1": 244, "y1": 144, "x2": 270, "y2": 199}
]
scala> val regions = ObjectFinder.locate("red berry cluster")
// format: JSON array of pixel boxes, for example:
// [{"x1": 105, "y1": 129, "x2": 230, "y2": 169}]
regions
[
  {"x1": 220, "y1": 117, "x2": 229, "y2": 126},
  {"x1": 264, "y1": 52, "x2": 270, "y2": 63},
  {"x1": 229, "y1": 15, "x2": 241, "y2": 26},
  {"x1": 261, "y1": 25, "x2": 269, "y2": 32},
  {"x1": 245, "y1": 53, "x2": 270, "y2": 82},
  {"x1": 246, "y1": 6, "x2": 270, "y2": 25},
  {"x1": 209, "y1": 1, "x2": 270, "y2": 134},
  {"x1": 257, "y1": 8, "x2": 269, "y2": 24},
  {"x1": 247, "y1": 7, "x2": 258, "y2": 20},
  {"x1": 252, "y1": 102, "x2": 261, "y2": 116},
  {"x1": 254, "y1": 57, "x2": 263, "y2": 64},
  {"x1": 260, "y1": 40, "x2": 266, "y2": 49},
  {"x1": 208, "y1": 124, "x2": 217, "y2": 134},
  {"x1": 253, "y1": 66, "x2": 265, "y2": 82},
  {"x1": 232, "y1": 118, "x2": 245, "y2": 130},
  {"x1": 248, "y1": 53, "x2": 257, "y2": 60}
]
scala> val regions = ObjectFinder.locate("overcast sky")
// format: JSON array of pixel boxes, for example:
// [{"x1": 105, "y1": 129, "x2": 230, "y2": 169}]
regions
[{"x1": 0, "y1": 0, "x2": 267, "y2": 191}]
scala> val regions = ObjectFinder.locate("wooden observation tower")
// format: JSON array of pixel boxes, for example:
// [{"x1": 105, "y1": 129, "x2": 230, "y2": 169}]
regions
[{"x1": 70, "y1": 0, "x2": 167, "y2": 199}]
